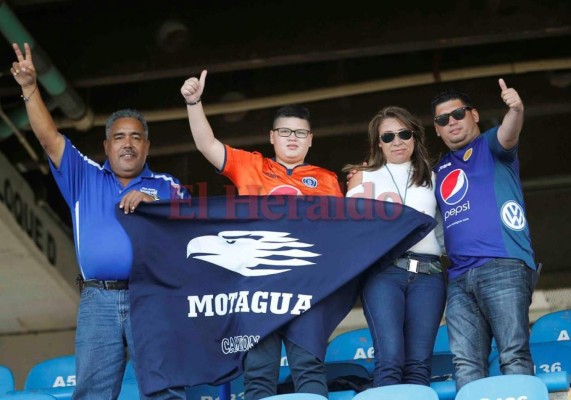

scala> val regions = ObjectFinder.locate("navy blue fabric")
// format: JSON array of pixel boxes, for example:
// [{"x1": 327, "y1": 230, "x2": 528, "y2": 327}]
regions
[{"x1": 116, "y1": 195, "x2": 436, "y2": 395}]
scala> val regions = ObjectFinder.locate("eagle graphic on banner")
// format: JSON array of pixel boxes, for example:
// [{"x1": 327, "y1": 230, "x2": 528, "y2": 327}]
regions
[{"x1": 187, "y1": 231, "x2": 320, "y2": 276}]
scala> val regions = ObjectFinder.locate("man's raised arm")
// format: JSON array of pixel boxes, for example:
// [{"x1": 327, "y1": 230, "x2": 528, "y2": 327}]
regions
[
  {"x1": 181, "y1": 70, "x2": 225, "y2": 170},
  {"x1": 11, "y1": 43, "x2": 65, "y2": 168}
]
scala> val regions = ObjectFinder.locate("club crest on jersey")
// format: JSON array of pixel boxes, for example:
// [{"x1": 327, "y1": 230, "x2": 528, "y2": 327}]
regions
[
  {"x1": 187, "y1": 230, "x2": 320, "y2": 276},
  {"x1": 501, "y1": 200, "x2": 527, "y2": 231},
  {"x1": 463, "y1": 148, "x2": 473, "y2": 161},
  {"x1": 440, "y1": 169, "x2": 469, "y2": 205},
  {"x1": 302, "y1": 177, "x2": 318, "y2": 188}
]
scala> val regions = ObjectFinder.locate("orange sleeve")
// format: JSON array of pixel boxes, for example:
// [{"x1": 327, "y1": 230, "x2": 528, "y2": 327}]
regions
[{"x1": 220, "y1": 145, "x2": 263, "y2": 185}]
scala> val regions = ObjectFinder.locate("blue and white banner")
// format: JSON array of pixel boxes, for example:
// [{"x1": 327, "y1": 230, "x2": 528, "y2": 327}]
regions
[{"x1": 117, "y1": 195, "x2": 436, "y2": 394}]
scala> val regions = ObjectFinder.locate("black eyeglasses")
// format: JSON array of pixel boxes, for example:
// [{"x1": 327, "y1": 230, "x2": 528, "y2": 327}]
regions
[
  {"x1": 272, "y1": 128, "x2": 311, "y2": 138},
  {"x1": 380, "y1": 129, "x2": 414, "y2": 143},
  {"x1": 434, "y1": 107, "x2": 473, "y2": 127}
]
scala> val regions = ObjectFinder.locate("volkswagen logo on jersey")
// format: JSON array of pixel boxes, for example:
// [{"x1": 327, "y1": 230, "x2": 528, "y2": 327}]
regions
[
  {"x1": 302, "y1": 177, "x2": 318, "y2": 188},
  {"x1": 440, "y1": 169, "x2": 469, "y2": 205},
  {"x1": 501, "y1": 200, "x2": 527, "y2": 231}
]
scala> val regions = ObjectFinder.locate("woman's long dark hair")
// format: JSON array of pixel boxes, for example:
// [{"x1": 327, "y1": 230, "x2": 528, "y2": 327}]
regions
[{"x1": 343, "y1": 106, "x2": 433, "y2": 188}]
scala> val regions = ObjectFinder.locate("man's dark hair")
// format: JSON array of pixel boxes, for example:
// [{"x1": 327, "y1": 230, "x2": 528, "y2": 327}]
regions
[
  {"x1": 105, "y1": 108, "x2": 149, "y2": 139},
  {"x1": 431, "y1": 88, "x2": 474, "y2": 116},
  {"x1": 273, "y1": 104, "x2": 311, "y2": 128}
]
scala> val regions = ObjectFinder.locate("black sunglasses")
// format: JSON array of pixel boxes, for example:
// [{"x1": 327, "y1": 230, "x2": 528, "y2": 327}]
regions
[
  {"x1": 380, "y1": 129, "x2": 414, "y2": 143},
  {"x1": 434, "y1": 107, "x2": 473, "y2": 127}
]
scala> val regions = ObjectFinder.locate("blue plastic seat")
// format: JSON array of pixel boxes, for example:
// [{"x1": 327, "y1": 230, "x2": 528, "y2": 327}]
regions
[
  {"x1": 489, "y1": 340, "x2": 571, "y2": 392},
  {"x1": 185, "y1": 376, "x2": 244, "y2": 400},
  {"x1": 430, "y1": 380, "x2": 456, "y2": 400},
  {"x1": 530, "y1": 309, "x2": 571, "y2": 343},
  {"x1": 530, "y1": 341, "x2": 571, "y2": 375},
  {"x1": 455, "y1": 375, "x2": 548, "y2": 400},
  {"x1": 24, "y1": 356, "x2": 76, "y2": 391},
  {"x1": 328, "y1": 391, "x2": 355, "y2": 400},
  {"x1": 535, "y1": 371, "x2": 571, "y2": 392},
  {"x1": 0, "y1": 394, "x2": 58, "y2": 399},
  {"x1": 432, "y1": 324, "x2": 450, "y2": 354},
  {"x1": 278, "y1": 361, "x2": 370, "y2": 398},
  {"x1": 20, "y1": 355, "x2": 76, "y2": 399},
  {"x1": 0, "y1": 366, "x2": 15, "y2": 395},
  {"x1": 431, "y1": 324, "x2": 455, "y2": 381},
  {"x1": 353, "y1": 384, "x2": 439, "y2": 400},
  {"x1": 324, "y1": 328, "x2": 374, "y2": 374},
  {"x1": 117, "y1": 382, "x2": 140, "y2": 400},
  {"x1": 279, "y1": 342, "x2": 291, "y2": 384},
  {"x1": 260, "y1": 394, "x2": 327, "y2": 400}
]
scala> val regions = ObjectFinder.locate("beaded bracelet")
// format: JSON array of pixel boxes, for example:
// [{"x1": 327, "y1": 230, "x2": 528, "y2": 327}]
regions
[{"x1": 21, "y1": 85, "x2": 37, "y2": 102}]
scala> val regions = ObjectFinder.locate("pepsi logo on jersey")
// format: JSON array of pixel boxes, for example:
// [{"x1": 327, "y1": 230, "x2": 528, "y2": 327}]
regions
[{"x1": 440, "y1": 169, "x2": 471, "y2": 222}]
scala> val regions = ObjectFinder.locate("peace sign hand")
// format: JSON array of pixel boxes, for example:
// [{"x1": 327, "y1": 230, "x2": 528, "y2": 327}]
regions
[{"x1": 11, "y1": 43, "x2": 36, "y2": 89}]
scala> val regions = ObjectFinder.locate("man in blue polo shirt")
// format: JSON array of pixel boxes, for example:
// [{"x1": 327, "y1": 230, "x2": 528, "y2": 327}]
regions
[
  {"x1": 432, "y1": 79, "x2": 538, "y2": 390},
  {"x1": 11, "y1": 43, "x2": 186, "y2": 399}
]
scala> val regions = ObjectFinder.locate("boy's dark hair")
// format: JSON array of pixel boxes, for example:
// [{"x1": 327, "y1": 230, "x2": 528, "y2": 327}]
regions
[
  {"x1": 431, "y1": 88, "x2": 474, "y2": 116},
  {"x1": 273, "y1": 105, "x2": 311, "y2": 128}
]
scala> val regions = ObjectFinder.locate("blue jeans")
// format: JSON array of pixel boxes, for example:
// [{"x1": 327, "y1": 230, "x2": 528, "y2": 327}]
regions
[
  {"x1": 73, "y1": 287, "x2": 185, "y2": 400},
  {"x1": 243, "y1": 331, "x2": 327, "y2": 400},
  {"x1": 446, "y1": 258, "x2": 535, "y2": 390},
  {"x1": 361, "y1": 264, "x2": 446, "y2": 386}
]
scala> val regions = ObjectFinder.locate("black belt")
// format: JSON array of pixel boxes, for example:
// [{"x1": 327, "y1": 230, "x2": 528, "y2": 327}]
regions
[
  {"x1": 393, "y1": 255, "x2": 442, "y2": 274},
  {"x1": 83, "y1": 280, "x2": 129, "y2": 290}
]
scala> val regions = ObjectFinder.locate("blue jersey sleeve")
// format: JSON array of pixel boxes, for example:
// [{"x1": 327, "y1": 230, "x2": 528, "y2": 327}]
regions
[
  {"x1": 484, "y1": 126, "x2": 518, "y2": 164},
  {"x1": 48, "y1": 137, "x2": 99, "y2": 209}
]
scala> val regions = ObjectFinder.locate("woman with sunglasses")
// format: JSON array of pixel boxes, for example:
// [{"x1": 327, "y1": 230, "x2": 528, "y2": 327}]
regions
[{"x1": 343, "y1": 106, "x2": 445, "y2": 386}]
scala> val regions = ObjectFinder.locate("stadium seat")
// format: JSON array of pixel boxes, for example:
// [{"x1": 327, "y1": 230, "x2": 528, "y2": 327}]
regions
[
  {"x1": 117, "y1": 362, "x2": 139, "y2": 400},
  {"x1": 530, "y1": 309, "x2": 571, "y2": 343},
  {"x1": 455, "y1": 375, "x2": 548, "y2": 400},
  {"x1": 20, "y1": 356, "x2": 139, "y2": 400},
  {"x1": 279, "y1": 342, "x2": 291, "y2": 384},
  {"x1": 24, "y1": 355, "x2": 76, "y2": 391},
  {"x1": 328, "y1": 391, "x2": 355, "y2": 400},
  {"x1": 21, "y1": 355, "x2": 76, "y2": 399},
  {"x1": 431, "y1": 324, "x2": 455, "y2": 381},
  {"x1": 432, "y1": 324, "x2": 450, "y2": 354},
  {"x1": 185, "y1": 376, "x2": 244, "y2": 400},
  {"x1": 489, "y1": 340, "x2": 571, "y2": 392},
  {"x1": 278, "y1": 361, "x2": 370, "y2": 399},
  {"x1": 535, "y1": 371, "x2": 571, "y2": 392},
  {"x1": 0, "y1": 394, "x2": 57, "y2": 399},
  {"x1": 430, "y1": 380, "x2": 456, "y2": 400},
  {"x1": 117, "y1": 382, "x2": 139, "y2": 400},
  {"x1": 489, "y1": 337, "x2": 499, "y2": 365},
  {"x1": 0, "y1": 366, "x2": 15, "y2": 395},
  {"x1": 324, "y1": 328, "x2": 374, "y2": 374},
  {"x1": 353, "y1": 384, "x2": 439, "y2": 400},
  {"x1": 530, "y1": 341, "x2": 571, "y2": 375},
  {"x1": 326, "y1": 361, "x2": 371, "y2": 400},
  {"x1": 260, "y1": 394, "x2": 327, "y2": 400}
]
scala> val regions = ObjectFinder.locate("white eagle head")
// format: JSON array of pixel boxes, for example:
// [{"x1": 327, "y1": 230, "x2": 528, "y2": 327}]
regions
[{"x1": 186, "y1": 231, "x2": 320, "y2": 276}]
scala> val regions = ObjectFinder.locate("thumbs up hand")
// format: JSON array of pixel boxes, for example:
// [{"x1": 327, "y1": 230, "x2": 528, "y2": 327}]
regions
[{"x1": 499, "y1": 78, "x2": 523, "y2": 112}]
